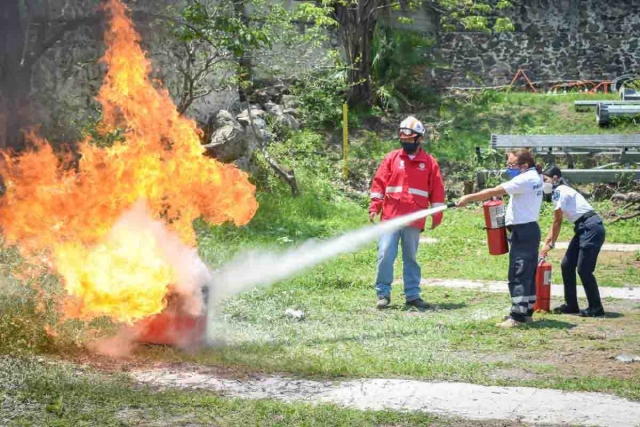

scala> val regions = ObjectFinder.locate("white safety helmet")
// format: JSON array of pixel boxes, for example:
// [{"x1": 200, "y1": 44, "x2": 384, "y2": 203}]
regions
[{"x1": 398, "y1": 116, "x2": 425, "y2": 137}]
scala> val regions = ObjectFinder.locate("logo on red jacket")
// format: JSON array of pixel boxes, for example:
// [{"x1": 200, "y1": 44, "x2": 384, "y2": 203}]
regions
[
  {"x1": 419, "y1": 163, "x2": 425, "y2": 170},
  {"x1": 398, "y1": 160, "x2": 405, "y2": 169}
]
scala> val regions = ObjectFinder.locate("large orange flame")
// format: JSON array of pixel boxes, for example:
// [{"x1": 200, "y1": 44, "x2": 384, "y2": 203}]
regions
[{"x1": 0, "y1": 0, "x2": 258, "y2": 323}]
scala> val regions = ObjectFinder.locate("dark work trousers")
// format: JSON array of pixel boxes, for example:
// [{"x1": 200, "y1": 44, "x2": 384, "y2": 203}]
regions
[
  {"x1": 507, "y1": 222, "x2": 541, "y2": 322},
  {"x1": 561, "y1": 214, "x2": 606, "y2": 310}
]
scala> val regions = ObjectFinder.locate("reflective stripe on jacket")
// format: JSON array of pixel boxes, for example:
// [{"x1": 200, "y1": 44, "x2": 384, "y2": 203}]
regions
[{"x1": 368, "y1": 148, "x2": 445, "y2": 230}]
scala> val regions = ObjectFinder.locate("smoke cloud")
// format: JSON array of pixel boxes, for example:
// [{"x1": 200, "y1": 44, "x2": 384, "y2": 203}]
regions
[{"x1": 206, "y1": 205, "x2": 448, "y2": 344}]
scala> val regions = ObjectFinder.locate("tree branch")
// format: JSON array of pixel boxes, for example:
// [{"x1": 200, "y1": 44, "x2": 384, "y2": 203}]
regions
[{"x1": 245, "y1": 100, "x2": 298, "y2": 197}]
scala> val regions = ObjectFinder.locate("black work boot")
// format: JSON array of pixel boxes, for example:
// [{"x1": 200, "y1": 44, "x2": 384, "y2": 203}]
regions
[
  {"x1": 405, "y1": 298, "x2": 432, "y2": 310},
  {"x1": 377, "y1": 296, "x2": 391, "y2": 309},
  {"x1": 553, "y1": 304, "x2": 580, "y2": 315},
  {"x1": 579, "y1": 307, "x2": 605, "y2": 318}
]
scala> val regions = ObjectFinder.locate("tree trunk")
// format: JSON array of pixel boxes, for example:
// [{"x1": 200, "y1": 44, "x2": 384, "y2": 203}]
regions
[
  {"x1": 0, "y1": 0, "x2": 30, "y2": 151},
  {"x1": 334, "y1": 1, "x2": 377, "y2": 109},
  {"x1": 233, "y1": 0, "x2": 252, "y2": 103}
]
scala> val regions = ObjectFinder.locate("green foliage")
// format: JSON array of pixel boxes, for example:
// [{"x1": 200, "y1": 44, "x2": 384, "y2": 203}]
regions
[
  {"x1": 177, "y1": 0, "x2": 335, "y2": 109},
  {"x1": 291, "y1": 69, "x2": 351, "y2": 129},
  {"x1": 179, "y1": 0, "x2": 273, "y2": 57},
  {"x1": 438, "y1": 0, "x2": 513, "y2": 33},
  {"x1": 371, "y1": 27, "x2": 434, "y2": 112}
]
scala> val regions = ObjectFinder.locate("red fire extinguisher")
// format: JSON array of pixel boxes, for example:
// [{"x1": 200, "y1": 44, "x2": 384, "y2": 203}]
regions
[
  {"x1": 482, "y1": 198, "x2": 508, "y2": 255},
  {"x1": 534, "y1": 258, "x2": 552, "y2": 312}
]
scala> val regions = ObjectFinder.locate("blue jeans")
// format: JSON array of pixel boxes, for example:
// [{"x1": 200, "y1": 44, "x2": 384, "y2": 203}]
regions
[{"x1": 375, "y1": 226, "x2": 422, "y2": 302}]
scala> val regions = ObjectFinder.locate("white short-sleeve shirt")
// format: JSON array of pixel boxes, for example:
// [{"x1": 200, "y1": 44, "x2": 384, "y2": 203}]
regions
[
  {"x1": 501, "y1": 168, "x2": 543, "y2": 226},
  {"x1": 552, "y1": 184, "x2": 593, "y2": 223}
]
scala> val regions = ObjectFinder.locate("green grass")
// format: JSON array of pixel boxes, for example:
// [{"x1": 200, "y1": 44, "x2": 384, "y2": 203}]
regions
[
  {"x1": 0, "y1": 356, "x2": 528, "y2": 427},
  {"x1": 145, "y1": 283, "x2": 640, "y2": 401},
  {"x1": 432, "y1": 92, "x2": 637, "y2": 162},
  {"x1": 195, "y1": 185, "x2": 639, "y2": 288}
]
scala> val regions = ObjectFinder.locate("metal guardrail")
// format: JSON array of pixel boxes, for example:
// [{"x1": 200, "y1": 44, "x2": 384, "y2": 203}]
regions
[
  {"x1": 621, "y1": 87, "x2": 640, "y2": 101},
  {"x1": 478, "y1": 134, "x2": 640, "y2": 166},
  {"x1": 491, "y1": 134, "x2": 640, "y2": 149},
  {"x1": 574, "y1": 100, "x2": 640, "y2": 111},
  {"x1": 596, "y1": 104, "x2": 640, "y2": 126},
  {"x1": 476, "y1": 169, "x2": 640, "y2": 188}
]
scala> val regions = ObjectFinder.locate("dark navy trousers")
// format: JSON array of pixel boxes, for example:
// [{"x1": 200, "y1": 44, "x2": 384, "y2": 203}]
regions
[
  {"x1": 507, "y1": 222, "x2": 541, "y2": 322},
  {"x1": 561, "y1": 214, "x2": 606, "y2": 310}
]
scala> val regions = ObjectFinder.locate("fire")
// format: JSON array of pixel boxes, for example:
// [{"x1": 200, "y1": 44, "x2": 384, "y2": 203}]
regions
[{"x1": 0, "y1": 0, "x2": 257, "y2": 323}]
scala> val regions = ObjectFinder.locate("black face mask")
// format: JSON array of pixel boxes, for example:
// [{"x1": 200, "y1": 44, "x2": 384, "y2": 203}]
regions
[{"x1": 401, "y1": 141, "x2": 419, "y2": 154}]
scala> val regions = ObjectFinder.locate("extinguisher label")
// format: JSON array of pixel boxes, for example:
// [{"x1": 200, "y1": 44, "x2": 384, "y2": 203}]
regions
[
  {"x1": 489, "y1": 205, "x2": 505, "y2": 229},
  {"x1": 544, "y1": 270, "x2": 552, "y2": 285}
]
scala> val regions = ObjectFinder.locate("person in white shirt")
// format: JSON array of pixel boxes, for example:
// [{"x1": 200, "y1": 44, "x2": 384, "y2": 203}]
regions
[
  {"x1": 540, "y1": 165, "x2": 606, "y2": 317},
  {"x1": 457, "y1": 149, "x2": 543, "y2": 328}
]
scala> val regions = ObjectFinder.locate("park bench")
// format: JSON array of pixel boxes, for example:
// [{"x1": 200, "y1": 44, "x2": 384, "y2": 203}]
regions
[{"x1": 475, "y1": 134, "x2": 640, "y2": 188}]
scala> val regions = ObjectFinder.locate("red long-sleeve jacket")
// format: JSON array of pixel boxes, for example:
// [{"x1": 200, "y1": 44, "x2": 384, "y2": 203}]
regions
[{"x1": 369, "y1": 148, "x2": 445, "y2": 230}]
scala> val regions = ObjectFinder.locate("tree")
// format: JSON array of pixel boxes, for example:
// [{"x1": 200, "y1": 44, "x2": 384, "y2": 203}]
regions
[
  {"x1": 330, "y1": 0, "x2": 514, "y2": 108},
  {"x1": 0, "y1": 0, "x2": 103, "y2": 150},
  {"x1": 176, "y1": 0, "x2": 335, "y2": 196},
  {"x1": 176, "y1": 0, "x2": 334, "y2": 110}
]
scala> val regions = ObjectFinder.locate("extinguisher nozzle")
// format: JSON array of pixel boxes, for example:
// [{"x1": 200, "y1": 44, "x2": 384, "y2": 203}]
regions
[{"x1": 446, "y1": 202, "x2": 457, "y2": 209}]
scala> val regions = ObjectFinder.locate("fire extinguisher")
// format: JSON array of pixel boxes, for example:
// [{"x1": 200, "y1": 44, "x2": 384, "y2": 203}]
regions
[
  {"x1": 534, "y1": 258, "x2": 552, "y2": 312},
  {"x1": 482, "y1": 198, "x2": 509, "y2": 255}
]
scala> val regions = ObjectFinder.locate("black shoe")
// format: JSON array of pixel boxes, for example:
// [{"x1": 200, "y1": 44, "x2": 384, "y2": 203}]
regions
[
  {"x1": 579, "y1": 307, "x2": 605, "y2": 318},
  {"x1": 377, "y1": 296, "x2": 391, "y2": 309},
  {"x1": 405, "y1": 298, "x2": 432, "y2": 310},
  {"x1": 553, "y1": 304, "x2": 580, "y2": 315}
]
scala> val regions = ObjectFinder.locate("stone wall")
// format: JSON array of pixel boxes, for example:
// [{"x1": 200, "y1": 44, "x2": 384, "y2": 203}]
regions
[{"x1": 434, "y1": 0, "x2": 640, "y2": 87}]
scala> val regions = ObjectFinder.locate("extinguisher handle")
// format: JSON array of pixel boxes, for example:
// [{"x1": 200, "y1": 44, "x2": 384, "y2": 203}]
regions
[{"x1": 446, "y1": 202, "x2": 457, "y2": 208}]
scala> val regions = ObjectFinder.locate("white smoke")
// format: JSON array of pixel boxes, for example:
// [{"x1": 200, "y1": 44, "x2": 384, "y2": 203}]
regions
[
  {"x1": 206, "y1": 205, "x2": 449, "y2": 344},
  {"x1": 90, "y1": 202, "x2": 449, "y2": 353}
]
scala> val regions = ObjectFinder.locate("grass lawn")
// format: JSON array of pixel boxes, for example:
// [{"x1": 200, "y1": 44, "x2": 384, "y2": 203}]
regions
[
  {"x1": 141, "y1": 284, "x2": 640, "y2": 401},
  {"x1": 197, "y1": 190, "x2": 640, "y2": 289},
  {"x1": 431, "y1": 92, "x2": 635, "y2": 162},
  {"x1": 2, "y1": 356, "x2": 517, "y2": 427}
]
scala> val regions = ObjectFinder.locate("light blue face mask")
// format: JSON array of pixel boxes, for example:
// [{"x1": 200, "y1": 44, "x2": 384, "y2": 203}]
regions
[{"x1": 505, "y1": 168, "x2": 521, "y2": 179}]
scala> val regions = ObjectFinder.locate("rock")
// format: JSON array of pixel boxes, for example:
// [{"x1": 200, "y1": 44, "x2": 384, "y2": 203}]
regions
[
  {"x1": 281, "y1": 114, "x2": 301, "y2": 130},
  {"x1": 283, "y1": 108, "x2": 299, "y2": 118},
  {"x1": 239, "y1": 114, "x2": 271, "y2": 143},
  {"x1": 614, "y1": 354, "x2": 640, "y2": 363},
  {"x1": 236, "y1": 108, "x2": 266, "y2": 127},
  {"x1": 211, "y1": 110, "x2": 237, "y2": 129},
  {"x1": 282, "y1": 95, "x2": 300, "y2": 110},
  {"x1": 265, "y1": 85, "x2": 281, "y2": 97},
  {"x1": 203, "y1": 127, "x2": 246, "y2": 162},
  {"x1": 202, "y1": 111, "x2": 247, "y2": 162},
  {"x1": 285, "y1": 308, "x2": 306, "y2": 320},
  {"x1": 248, "y1": 89, "x2": 269, "y2": 105},
  {"x1": 264, "y1": 101, "x2": 284, "y2": 116}
]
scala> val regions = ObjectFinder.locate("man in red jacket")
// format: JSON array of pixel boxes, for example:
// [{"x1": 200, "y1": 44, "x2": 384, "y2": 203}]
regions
[{"x1": 369, "y1": 116, "x2": 445, "y2": 309}]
